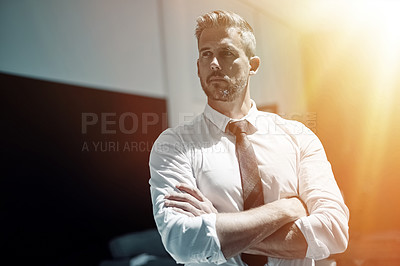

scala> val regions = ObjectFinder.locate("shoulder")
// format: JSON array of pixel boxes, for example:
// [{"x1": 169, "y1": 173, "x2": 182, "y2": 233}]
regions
[
  {"x1": 254, "y1": 110, "x2": 320, "y2": 149},
  {"x1": 151, "y1": 113, "x2": 205, "y2": 152},
  {"x1": 253, "y1": 110, "x2": 309, "y2": 135},
  {"x1": 158, "y1": 113, "x2": 205, "y2": 139}
]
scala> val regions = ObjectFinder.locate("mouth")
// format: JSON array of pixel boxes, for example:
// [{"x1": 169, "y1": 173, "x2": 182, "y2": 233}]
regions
[{"x1": 208, "y1": 76, "x2": 227, "y2": 83}]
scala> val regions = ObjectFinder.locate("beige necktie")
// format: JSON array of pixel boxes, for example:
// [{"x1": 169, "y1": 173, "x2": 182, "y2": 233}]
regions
[{"x1": 228, "y1": 120, "x2": 268, "y2": 266}]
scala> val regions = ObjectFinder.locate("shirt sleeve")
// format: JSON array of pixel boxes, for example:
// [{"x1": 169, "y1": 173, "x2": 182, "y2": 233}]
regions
[
  {"x1": 149, "y1": 129, "x2": 227, "y2": 264},
  {"x1": 294, "y1": 124, "x2": 350, "y2": 260}
]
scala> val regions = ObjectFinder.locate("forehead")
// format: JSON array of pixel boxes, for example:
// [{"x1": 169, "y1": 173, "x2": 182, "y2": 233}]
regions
[{"x1": 198, "y1": 27, "x2": 244, "y2": 50}]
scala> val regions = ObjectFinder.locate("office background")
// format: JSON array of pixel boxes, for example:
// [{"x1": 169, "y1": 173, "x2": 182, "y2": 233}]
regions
[{"x1": 1, "y1": 0, "x2": 400, "y2": 265}]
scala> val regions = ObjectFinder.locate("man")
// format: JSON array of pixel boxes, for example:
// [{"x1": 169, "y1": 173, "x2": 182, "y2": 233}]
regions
[{"x1": 149, "y1": 10, "x2": 349, "y2": 266}]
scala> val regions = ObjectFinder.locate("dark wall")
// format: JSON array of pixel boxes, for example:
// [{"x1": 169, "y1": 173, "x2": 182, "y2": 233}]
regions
[{"x1": 1, "y1": 72, "x2": 167, "y2": 265}]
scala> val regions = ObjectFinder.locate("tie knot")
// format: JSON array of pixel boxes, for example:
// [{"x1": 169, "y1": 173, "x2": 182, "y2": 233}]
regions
[{"x1": 227, "y1": 120, "x2": 256, "y2": 136}]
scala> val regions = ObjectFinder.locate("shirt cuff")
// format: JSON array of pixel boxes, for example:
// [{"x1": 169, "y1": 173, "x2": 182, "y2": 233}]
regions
[
  {"x1": 295, "y1": 217, "x2": 330, "y2": 260},
  {"x1": 201, "y1": 213, "x2": 227, "y2": 264}
]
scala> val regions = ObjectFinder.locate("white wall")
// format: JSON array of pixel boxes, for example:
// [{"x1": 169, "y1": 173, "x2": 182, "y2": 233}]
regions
[
  {"x1": 254, "y1": 12, "x2": 306, "y2": 117},
  {"x1": 160, "y1": 0, "x2": 258, "y2": 126},
  {"x1": 0, "y1": 0, "x2": 165, "y2": 98},
  {"x1": 0, "y1": 0, "x2": 306, "y2": 127},
  {"x1": 160, "y1": 0, "x2": 305, "y2": 126}
]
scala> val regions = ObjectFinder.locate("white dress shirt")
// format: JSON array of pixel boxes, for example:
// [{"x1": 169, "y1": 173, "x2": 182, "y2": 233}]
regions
[{"x1": 149, "y1": 101, "x2": 349, "y2": 266}]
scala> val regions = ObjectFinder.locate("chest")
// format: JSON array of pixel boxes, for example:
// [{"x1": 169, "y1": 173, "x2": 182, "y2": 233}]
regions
[{"x1": 192, "y1": 134, "x2": 300, "y2": 211}]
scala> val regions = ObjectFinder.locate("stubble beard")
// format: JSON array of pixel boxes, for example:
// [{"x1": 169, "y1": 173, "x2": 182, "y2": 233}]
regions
[{"x1": 200, "y1": 76, "x2": 248, "y2": 102}]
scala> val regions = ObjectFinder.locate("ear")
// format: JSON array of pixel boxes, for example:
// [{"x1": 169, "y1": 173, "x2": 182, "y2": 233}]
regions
[
  {"x1": 249, "y1": 56, "x2": 260, "y2": 75},
  {"x1": 197, "y1": 59, "x2": 200, "y2": 77}
]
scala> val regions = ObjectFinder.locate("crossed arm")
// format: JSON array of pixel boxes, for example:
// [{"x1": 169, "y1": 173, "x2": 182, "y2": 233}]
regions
[{"x1": 164, "y1": 183, "x2": 308, "y2": 260}]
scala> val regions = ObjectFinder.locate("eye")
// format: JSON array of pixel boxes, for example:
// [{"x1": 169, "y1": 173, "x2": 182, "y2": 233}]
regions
[
  {"x1": 201, "y1": 51, "x2": 212, "y2": 58},
  {"x1": 221, "y1": 50, "x2": 234, "y2": 57}
]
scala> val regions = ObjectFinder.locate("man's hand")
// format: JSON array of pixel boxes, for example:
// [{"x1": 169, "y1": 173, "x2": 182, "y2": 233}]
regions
[
  {"x1": 164, "y1": 183, "x2": 218, "y2": 217},
  {"x1": 245, "y1": 222, "x2": 308, "y2": 259},
  {"x1": 164, "y1": 186, "x2": 308, "y2": 259},
  {"x1": 216, "y1": 197, "x2": 308, "y2": 259},
  {"x1": 243, "y1": 197, "x2": 308, "y2": 259}
]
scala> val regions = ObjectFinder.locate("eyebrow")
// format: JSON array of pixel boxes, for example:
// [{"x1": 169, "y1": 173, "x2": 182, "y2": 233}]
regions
[
  {"x1": 199, "y1": 45, "x2": 237, "y2": 53},
  {"x1": 199, "y1": 47, "x2": 211, "y2": 53}
]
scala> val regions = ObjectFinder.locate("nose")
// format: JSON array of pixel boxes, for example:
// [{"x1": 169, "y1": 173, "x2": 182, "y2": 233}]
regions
[{"x1": 210, "y1": 57, "x2": 221, "y2": 71}]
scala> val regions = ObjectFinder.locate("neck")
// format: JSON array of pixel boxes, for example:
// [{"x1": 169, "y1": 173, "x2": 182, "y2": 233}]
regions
[{"x1": 208, "y1": 90, "x2": 252, "y2": 119}]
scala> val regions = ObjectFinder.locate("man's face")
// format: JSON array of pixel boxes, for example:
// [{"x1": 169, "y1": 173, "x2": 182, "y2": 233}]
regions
[{"x1": 197, "y1": 27, "x2": 251, "y2": 102}]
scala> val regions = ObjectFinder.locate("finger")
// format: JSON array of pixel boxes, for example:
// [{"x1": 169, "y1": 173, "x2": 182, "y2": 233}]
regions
[
  {"x1": 176, "y1": 183, "x2": 206, "y2": 201},
  {"x1": 199, "y1": 201, "x2": 216, "y2": 214},
  {"x1": 166, "y1": 192, "x2": 202, "y2": 209},
  {"x1": 203, "y1": 202, "x2": 218, "y2": 213},
  {"x1": 179, "y1": 185, "x2": 216, "y2": 209},
  {"x1": 164, "y1": 199, "x2": 203, "y2": 216}
]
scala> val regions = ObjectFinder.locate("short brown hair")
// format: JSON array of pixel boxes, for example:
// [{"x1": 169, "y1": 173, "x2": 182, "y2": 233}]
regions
[{"x1": 195, "y1": 10, "x2": 256, "y2": 58}]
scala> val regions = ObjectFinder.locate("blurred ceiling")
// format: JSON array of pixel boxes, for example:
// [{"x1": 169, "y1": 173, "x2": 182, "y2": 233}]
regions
[{"x1": 245, "y1": 0, "x2": 400, "y2": 33}]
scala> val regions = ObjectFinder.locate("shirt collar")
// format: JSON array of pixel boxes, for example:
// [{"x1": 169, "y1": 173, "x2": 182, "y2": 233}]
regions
[{"x1": 203, "y1": 99, "x2": 259, "y2": 133}]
